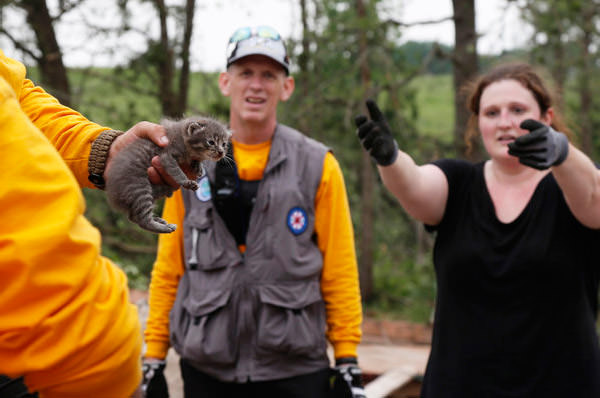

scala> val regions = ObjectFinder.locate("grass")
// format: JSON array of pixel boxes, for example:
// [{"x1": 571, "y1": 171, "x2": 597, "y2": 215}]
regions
[{"x1": 409, "y1": 74, "x2": 454, "y2": 143}]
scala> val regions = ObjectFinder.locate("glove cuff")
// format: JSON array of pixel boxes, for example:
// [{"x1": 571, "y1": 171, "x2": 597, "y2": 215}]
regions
[
  {"x1": 335, "y1": 356, "x2": 358, "y2": 366},
  {"x1": 142, "y1": 359, "x2": 167, "y2": 378},
  {"x1": 553, "y1": 132, "x2": 569, "y2": 167},
  {"x1": 376, "y1": 139, "x2": 399, "y2": 167}
]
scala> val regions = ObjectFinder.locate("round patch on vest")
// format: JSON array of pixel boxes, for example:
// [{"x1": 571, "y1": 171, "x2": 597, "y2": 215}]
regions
[
  {"x1": 287, "y1": 207, "x2": 308, "y2": 235},
  {"x1": 195, "y1": 176, "x2": 212, "y2": 202}
]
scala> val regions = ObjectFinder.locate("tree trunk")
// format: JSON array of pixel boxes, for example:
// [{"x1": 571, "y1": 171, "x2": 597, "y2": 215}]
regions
[
  {"x1": 176, "y1": 0, "x2": 195, "y2": 114},
  {"x1": 451, "y1": 0, "x2": 478, "y2": 159},
  {"x1": 154, "y1": 0, "x2": 177, "y2": 117},
  {"x1": 295, "y1": 0, "x2": 312, "y2": 135},
  {"x1": 20, "y1": 0, "x2": 71, "y2": 106},
  {"x1": 356, "y1": 0, "x2": 374, "y2": 301},
  {"x1": 299, "y1": 0, "x2": 310, "y2": 98}
]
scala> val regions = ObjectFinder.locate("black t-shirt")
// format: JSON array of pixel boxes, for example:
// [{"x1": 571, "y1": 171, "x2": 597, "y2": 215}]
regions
[{"x1": 422, "y1": 159, "x2": 600, "y2": 398}]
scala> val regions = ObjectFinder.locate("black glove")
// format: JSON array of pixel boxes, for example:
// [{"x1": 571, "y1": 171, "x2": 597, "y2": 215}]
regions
[
  {"x1": 330, "y1": 357, "x2": 366, "y2": 398},
  {"x1": 0, "y1": 375, "x2": 38, "y2": 398},
  {"x1": 507, "y1": 119, "x2": 569, "y2": 170},
  {"x1": 141, "y1": 360, "x2": 169, "y2": 398},
  {"x1": 355, "y1": 99, "x2": 399, "y2": 166}
]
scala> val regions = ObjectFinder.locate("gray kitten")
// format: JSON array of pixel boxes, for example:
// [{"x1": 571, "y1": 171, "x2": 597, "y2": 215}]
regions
[{"x1": 106, "y1": 116, "x2": 230, "y2": 234}]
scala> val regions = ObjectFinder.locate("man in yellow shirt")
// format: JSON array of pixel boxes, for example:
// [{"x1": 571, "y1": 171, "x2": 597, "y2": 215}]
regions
[
  {"x1": 0, "y1": 50, "x2": 172, "y2": 398},
  {"x1": 143, "y1": 26, "x2": 365, "y2": 398}
]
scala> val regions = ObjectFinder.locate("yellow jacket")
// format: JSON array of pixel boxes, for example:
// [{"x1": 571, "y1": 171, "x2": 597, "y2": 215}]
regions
[
  {"x1": 145, "y1": 137, "x2": 363, "y2": 361},
  {"x1": 0, "y1": 50, "x2": 141, "y2": 397}
]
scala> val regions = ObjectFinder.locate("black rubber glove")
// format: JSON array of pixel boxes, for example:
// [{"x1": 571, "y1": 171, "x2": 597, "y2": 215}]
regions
[
  {"x1": 330, "y1": 357, "x2": 366, "y2": 398},
  {"x1": 507, "y1": 119, "x2": 569, "y2": 170},
  {"x1": 0, "y1": 375, "x2": 38, "y2": 397},
  {"x1": 141, "y1": 360, "x2": 169, "y2": 398},
  {"x1": 355, "y1": 99, "x2": 399, "y2": 166}
]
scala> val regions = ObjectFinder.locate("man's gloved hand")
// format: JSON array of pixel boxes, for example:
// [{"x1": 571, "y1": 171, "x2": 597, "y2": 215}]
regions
[
  {"x1": 355, "y1": 99, "x2": 399, "y2": 166},
  {"x1": 141, "y1": 359, "x2": 169, "y2": 398},
  {"x1": 507, "y1": 119, "x2": 569, "y2": 170},
  {"x1": 330, "y1": 357, "x2": 366, "y2": 398}
]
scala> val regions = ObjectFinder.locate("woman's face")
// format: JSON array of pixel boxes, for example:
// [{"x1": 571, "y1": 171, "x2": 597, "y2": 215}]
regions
[{"x1": 478, "y1": 79, "x2": 552, "y2": 161}]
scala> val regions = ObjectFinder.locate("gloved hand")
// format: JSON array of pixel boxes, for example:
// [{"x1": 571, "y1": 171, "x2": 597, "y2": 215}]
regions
[
  {"x1": 355, "y1": 99, "x2": 399, "y2": 166},
  {"x1": 0, "y1": 375, "x2": 38, "y2": 398},
  {"x1": 141, "y1": 359, "x2": 169, "y2": 398},
  {"x1": 330, "y1": 357, "x2": 366, "y2": 398},
  {"x1": 507, "y1": 119, "x2": 569, "y2": 170}
]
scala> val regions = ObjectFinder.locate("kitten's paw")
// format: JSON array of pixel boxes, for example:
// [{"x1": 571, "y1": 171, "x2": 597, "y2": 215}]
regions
[
  {"x1": 142, "y1": 218, "x2": 177, "y2": 233},
  {"x1": 183, "y1": 180, "x2": 199, "y2": 191},
  {"x1": 165, "y1": 223, "x2": 177, "y2": 232}
]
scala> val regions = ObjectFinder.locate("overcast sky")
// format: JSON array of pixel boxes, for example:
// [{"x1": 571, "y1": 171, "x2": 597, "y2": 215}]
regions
[{"x1": 2, "y1": 0, "x2": 528, "y2": 72}]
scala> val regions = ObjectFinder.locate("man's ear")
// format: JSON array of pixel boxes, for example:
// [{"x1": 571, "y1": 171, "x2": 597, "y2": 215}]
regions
[
  {"x1": 218, "y1": 72, "x2": 231, "y2": 96},
  {"x1": 279, "y1": 75, "x2": 295, "y2": 102}
]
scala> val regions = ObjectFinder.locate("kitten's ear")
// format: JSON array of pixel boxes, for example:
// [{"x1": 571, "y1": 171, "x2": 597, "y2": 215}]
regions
[{"x1": 187, "y1": 122, "x2": 206, "y2": 136}]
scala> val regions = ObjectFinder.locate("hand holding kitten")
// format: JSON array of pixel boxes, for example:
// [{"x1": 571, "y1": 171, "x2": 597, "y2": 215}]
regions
[
  {"x1": 106, "y1": 121, "x2": 173, "y2": 185},
  {"x1": 105, "y1": 116, "x2": 230, "y2": 234}
]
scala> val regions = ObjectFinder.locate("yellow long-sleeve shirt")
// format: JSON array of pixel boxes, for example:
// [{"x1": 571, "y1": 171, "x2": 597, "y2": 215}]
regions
[
  {"x1": 0, "y1": 50, "x2": 141, "y2": 397},
  {"x1": 145, "y1": 137, "x2": 362, "y2": 361}
]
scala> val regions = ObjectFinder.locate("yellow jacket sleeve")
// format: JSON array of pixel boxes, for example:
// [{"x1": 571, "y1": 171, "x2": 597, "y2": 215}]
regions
[
  {"x1": 0, "y1": 76, "x2": 141, "y2": 397},
  {"x1": 0, "y1": 49, "x2": 107, "y2": 188},
  {"x1": 316, "y1": 153, "x2": 363, "y2": 359},
  {"x1": 144, "y1": 191, "x2": 187, "y2": 359}
]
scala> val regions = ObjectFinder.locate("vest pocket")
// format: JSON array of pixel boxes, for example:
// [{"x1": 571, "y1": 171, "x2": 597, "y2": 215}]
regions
[
  {"x1": 185, "y1": 207, "x2": 240, "y2": 271},
  {"x1": 179, "y1": 289, "x2": 238, "y2": 366},
  {"x1": 256, "y1": 282, "x2": 326, "y2": 358}
]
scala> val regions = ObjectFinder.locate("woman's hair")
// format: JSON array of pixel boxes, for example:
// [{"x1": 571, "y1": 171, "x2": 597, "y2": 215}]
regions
[{"x1": 463, "y1": 62, "x2": 573, "y2": 154}]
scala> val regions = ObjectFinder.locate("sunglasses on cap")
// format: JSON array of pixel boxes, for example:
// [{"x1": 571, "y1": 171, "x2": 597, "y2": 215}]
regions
[
  {"x1": 228, "y1": 25, "x2": 282, "y2": 44},
  {"x1": 225, "y1": 25, "x2": 290, "y2": 74}
]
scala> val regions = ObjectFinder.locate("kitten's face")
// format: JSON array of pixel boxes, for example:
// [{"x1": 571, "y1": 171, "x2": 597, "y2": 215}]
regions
[{"x1": 184, "y1": 119, "x2": 230, "y2": 161}]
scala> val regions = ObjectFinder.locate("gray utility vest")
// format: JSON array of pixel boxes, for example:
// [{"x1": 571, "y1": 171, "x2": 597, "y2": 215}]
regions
[{"x1": 170, "y1": 124, "x2": 331, "y2": 382}]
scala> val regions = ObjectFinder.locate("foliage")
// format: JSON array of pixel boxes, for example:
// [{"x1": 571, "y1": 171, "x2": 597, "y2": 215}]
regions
[
  {"x1": 395, "y1": 41, "x2": 454, "y2": 75},
  {"x1": 365, "y1": 253, "x2": 436, "y2": 323},
  {"x1": 407, "y1": 74, "x2": 454, "y2": 140},
  {"x1": 71, "y1": 67, "x2": 162, "y2": 126},
  {"x1": 83, "y1": 187, "x2": 159, "y2": 284}
]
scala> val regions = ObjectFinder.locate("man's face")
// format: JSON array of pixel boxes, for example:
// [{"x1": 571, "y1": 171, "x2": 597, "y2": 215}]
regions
[{"x1": 219, "y1": 55, "x2": 294, "y2": 126}]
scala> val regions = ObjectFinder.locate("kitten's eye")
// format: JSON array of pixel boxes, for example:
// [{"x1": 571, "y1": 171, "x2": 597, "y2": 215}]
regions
[{"x1": 207, "y1": 139, "x2": 215, "y2": 146}]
